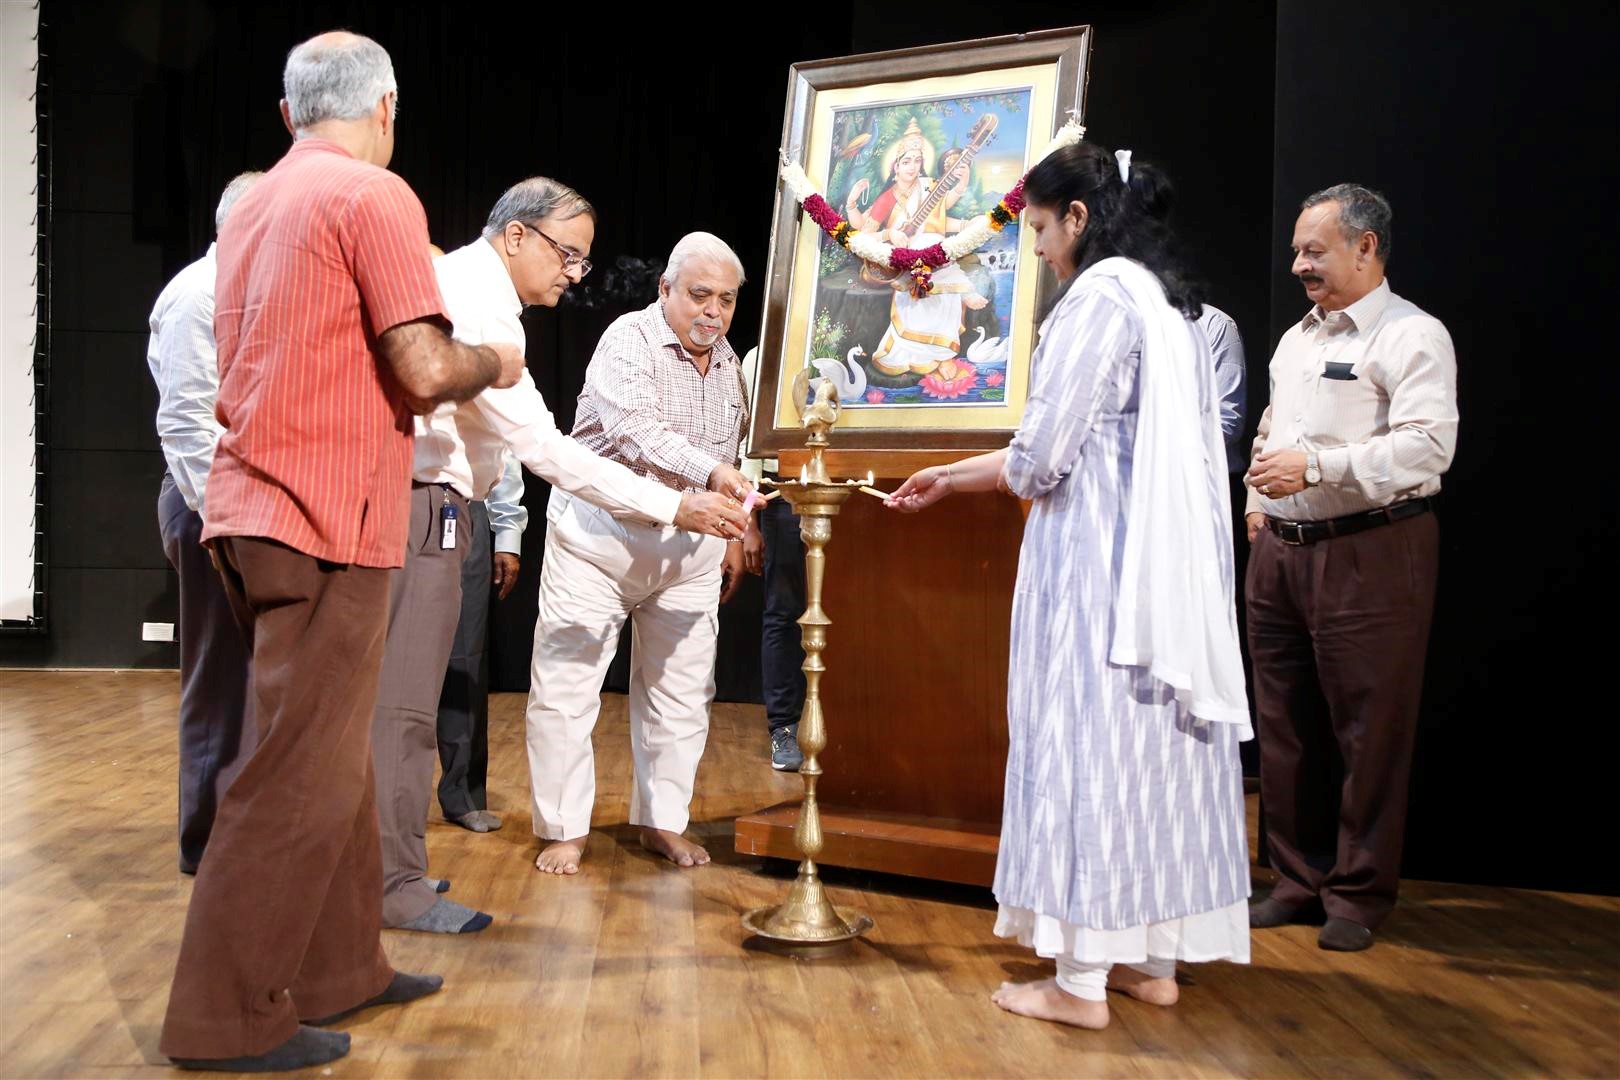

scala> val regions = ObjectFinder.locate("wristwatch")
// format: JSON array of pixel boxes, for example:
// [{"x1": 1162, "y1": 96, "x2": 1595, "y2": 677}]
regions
[{"x1": 1305, "y1": 452, "x2": 1321, "y2": 487}]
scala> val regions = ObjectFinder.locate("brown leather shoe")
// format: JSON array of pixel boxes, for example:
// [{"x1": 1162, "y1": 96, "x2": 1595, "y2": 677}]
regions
[{"x1": 1318, "y1": 917, "x2": 1374, "y2": 951}]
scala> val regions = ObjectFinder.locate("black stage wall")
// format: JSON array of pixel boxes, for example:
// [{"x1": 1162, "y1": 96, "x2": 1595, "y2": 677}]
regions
[
  {"x1": 1270, "y1": 2, "x2": 1619, "y2": 896},
  {"x1": 4, "y1": 0, "x2": 1614, "y2": 895}
]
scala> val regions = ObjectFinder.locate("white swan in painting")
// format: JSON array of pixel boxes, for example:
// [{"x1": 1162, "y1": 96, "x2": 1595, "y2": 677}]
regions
[
  {"x1": 965, "y1": 325, "x2": 1010, "y2": 366},
  {"x1": 809, "y1": 345, "x2": 868, "y2": 404}
]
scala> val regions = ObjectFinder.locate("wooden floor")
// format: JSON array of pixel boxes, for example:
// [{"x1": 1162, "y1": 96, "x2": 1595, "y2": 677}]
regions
[{"x1": 0, "y1": 670, "x2": 1616, "y2": 1078}]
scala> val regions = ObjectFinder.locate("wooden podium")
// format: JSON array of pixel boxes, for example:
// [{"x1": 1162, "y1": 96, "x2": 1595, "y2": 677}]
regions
[{"x1": 733, "y1": 451, "x2": 1024, "y2": 887}]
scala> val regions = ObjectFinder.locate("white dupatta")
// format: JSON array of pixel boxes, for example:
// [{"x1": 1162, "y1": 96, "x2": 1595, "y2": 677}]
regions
[{"x1": 1081, "y1": 257, "x2": 1252, "y2": 736}]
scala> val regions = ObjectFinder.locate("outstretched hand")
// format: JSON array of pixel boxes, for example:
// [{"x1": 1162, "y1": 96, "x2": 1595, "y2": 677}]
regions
[{"x1": 885, "y1": 466, "x2": 954, "y2": 513}]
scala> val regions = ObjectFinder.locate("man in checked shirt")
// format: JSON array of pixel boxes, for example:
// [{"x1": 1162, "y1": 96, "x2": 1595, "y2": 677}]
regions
[{"x1": 527, "y1": 232, "x2": 754, "y2": 874}]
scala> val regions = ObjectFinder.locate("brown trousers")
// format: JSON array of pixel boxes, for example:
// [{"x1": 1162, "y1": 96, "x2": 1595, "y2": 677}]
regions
[
  {"x1": 1246, "y1": 510, "x2": 1438, "y2": 929},
  {"x1": 159, "y1": 537, "x2": 395, "y2": 1060},
  {"x1": 374, "y1": 483, "x2": 469, "y2": 926}
]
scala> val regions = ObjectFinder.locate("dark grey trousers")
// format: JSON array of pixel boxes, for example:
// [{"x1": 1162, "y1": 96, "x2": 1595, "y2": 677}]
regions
[
  {"x1": 157, "y1": 474, "x2": 254, "y2": 874},
  {"x1": 436, "y1": 499, "x2": 493, "y2": 819},
  {"x1": 372, "y1": 482, "x2": 469, "y2": 927}
]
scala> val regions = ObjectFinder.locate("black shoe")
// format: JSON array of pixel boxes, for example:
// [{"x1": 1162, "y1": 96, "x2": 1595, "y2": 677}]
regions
[
  {"x1": 770, "y1": 725, "x2": 803, "y2": 772},
  {"x1": 1318, "y1": 917, "x2": 1374, "y2": 952}
]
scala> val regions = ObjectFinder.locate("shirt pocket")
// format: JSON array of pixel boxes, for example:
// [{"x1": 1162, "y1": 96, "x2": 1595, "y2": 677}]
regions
[{"x1": 1307, "y1": 366, "x2": 1383, "y2": 442}]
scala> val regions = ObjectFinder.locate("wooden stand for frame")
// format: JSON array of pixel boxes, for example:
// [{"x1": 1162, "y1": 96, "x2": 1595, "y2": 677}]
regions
[{"x1": 733, "y1": 450, "x2": 1024, "y2": 887}]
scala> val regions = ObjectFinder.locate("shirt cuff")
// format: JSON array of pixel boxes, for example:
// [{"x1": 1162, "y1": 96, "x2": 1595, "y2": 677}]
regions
[
  {"x1": 493, "y1": 529, "x2": 523, "y2": 556},
  {"x1": 1243, "y1": 485, "x2": 1264, "y2": 516},
  {"x1": 1318, "y1": 446, "x2": 1354, "y2": 487},
  {"x1": 647, "y1": 485, "x2": 684, "y2": 526},
  {"x1": 681, "y1": 450, "x2": 725, "y2": 492}
]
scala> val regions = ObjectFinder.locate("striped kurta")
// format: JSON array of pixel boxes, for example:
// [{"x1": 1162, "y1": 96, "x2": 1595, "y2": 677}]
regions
[
  {"x1": 202, "y1": 138, "x2": 447, "y2": 568},
  {"x1": 993, "y1": 274, "x2": 1249, "y2": 962}
]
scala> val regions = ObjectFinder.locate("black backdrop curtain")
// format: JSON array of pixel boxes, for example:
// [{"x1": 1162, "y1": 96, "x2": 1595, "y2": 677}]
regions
[
  {"x1": 123, "y1": 0, "x2": 1276, "y2": 701},
  {"x1": 140, "y1": 1, "x2": 861, "y2": 700}
]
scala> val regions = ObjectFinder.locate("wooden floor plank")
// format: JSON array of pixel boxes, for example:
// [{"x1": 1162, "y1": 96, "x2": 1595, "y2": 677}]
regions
[{"x1": 0, "y1": 670, "x2": 1615, "y2": 1078}]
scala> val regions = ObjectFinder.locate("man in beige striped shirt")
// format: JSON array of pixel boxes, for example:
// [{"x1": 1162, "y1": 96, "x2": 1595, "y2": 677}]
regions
[{"x1": 1243, "y1": 184, "x2": 1458, "y2": 953}]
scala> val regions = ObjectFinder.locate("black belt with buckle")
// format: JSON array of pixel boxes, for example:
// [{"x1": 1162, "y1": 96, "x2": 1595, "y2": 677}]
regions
[{"x1": 1265, "y1": 497, "x2": 1435, "y2": 546}]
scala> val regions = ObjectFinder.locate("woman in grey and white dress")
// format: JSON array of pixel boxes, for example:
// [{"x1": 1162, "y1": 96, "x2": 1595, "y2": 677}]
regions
[{"x1": 887, "y1": 143, "x2": 1252, "y2": 1029}]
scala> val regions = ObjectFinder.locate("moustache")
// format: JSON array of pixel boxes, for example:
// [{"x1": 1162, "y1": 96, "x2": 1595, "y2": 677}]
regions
[{"x1": 1299, "y1": 274, "x2": 1324, "y2": 285}]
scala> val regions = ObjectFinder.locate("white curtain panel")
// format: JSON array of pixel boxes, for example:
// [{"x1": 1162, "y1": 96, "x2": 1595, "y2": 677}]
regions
[{"x1": 0, "y1": 1, "x2": 39, "y2": 621}]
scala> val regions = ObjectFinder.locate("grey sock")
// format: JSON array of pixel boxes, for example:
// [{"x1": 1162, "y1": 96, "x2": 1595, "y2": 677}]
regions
[
  {"x1": 172, "y1": 1025, "x2": 348, "y2": 1072},
  {"x1": 426, "y1": 878, "x2": 450, "y2": 894},
  {"x1": 453, "y1": 810, "x2": 501, "y2": 833},
  {"x1": 306, "y1": 971, "x2": 444, "y2": 1026},
  {"x1": 395, "y1": 897, "x2": 492, "y2": 934}
]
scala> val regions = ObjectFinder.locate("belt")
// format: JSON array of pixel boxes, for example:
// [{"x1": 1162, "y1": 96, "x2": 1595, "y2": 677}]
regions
[{"x1": 1265, "y1": 497, "x2": 1434, "y2": 546}]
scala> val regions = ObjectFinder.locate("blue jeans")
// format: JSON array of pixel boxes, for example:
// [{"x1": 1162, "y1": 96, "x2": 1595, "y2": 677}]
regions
[{"x1": 760, "y1": 496, "x2": 806, "y2": 734}]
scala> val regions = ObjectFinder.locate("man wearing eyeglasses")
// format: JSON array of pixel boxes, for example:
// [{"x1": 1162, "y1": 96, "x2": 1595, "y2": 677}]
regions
[{"x1": 368, "y1": 179, "x2": 751, "y2": 935}]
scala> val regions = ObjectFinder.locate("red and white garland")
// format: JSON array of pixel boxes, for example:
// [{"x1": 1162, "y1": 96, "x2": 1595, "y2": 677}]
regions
[{"x1": 780, "y1": 118, "x2": 1085, "y2": 297}]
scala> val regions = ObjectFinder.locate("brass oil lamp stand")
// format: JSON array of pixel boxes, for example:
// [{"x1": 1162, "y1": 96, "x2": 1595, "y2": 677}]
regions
[{"x1": 742, "y1": 385, "x2": 883, "y2": 943}]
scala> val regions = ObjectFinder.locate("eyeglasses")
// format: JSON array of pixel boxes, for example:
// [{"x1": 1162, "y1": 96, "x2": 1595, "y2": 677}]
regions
[{"x1": 524, "y1": 223, "x2": 593, "y2": 277}]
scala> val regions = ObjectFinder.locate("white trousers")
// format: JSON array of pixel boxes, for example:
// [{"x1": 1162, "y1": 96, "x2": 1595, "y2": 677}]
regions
[
  {"x1": 1054, "y1": 957, "x2": 1177, "y2": 1001},
  {"x1": 525, "y1": 490, "x2": 724, "y2": 840}
]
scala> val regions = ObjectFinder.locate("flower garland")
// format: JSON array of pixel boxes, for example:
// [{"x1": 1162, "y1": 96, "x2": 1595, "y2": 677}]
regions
[{"x1": 780, "y1": 117, "x2": 1085, "y2": 298}]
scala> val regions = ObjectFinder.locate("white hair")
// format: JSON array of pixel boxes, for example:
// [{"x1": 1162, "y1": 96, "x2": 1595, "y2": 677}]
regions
[
  {"x1": 283, "y1": 33, "x2": 398, "y2": 131},
  {"x1": 661, "y1": 232, "x2": 746, "y2": 289},
  {"x1": 214, "y1": 171, "x2": 264, "y2": 231}
]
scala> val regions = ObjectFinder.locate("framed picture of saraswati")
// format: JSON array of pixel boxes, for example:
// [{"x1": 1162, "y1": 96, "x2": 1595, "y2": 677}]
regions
[{"x1": 750, "y1": 26, "x2": 1093, "y2": 454}]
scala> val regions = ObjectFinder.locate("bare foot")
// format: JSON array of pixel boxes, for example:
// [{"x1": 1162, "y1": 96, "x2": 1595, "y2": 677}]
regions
[
  {"x1": 638, "y1": 827, "x2": 710, "y2": 868},
  {"x1": 990, "y1": 978, "x2": 1109, "y2": 1029},
  {"x1": 534, "y1": 836, "x2": 586, "y2": 875},
  {"x1": 964, "y1": 293, "x2": 990, "y2": 311},
  {"x1": 1107, "y1": 965, "x2": 1180, "y2": 1006}
]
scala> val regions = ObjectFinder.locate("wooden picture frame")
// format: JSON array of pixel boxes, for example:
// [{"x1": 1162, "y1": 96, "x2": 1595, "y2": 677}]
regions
[{"x1": 749, "y1": 26, "x2": 1093, "y2": 456}]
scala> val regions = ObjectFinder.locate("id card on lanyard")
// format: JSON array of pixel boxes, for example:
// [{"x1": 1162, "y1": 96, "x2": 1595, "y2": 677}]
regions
[{"x1": 440, "y1": 499, "x2": 459, "y2": 550}]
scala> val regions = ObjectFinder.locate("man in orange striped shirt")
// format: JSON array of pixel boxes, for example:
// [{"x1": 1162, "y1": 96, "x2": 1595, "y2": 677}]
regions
[{"x1": 159, "y1": 32, "x2": 524, "y2": 1073}]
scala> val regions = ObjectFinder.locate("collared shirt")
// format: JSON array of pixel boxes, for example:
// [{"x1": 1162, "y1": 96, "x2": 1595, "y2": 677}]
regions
[
  {"x1": 485, "y1": 452, "x2": 528, "y2": 556},
  {"x1": 1246, "y1": 279, "x2": 1458, "y2": 521},
  {"x1": 202, "y1": 139, "x2": 447, "y2": 567},
  {"x1": 419, "y1": 240, "x2": 682, "y2": 524},
  {"x1": 571, "y1": 301, "x2": 749, "y2": 494},
  {"x1": 146, "y1": 243, "x2": 222, "y2": 513},
  {"x1": 1198, "y1": 303, "x2": 1248, "y2": 473}
]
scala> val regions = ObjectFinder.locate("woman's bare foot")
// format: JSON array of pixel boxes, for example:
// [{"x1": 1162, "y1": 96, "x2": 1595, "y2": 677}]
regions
[
  {"x1": 1107, "y1": 965, "x2": 1180, "y2": 1006},
  {"x1": 964, "y1": 292, "x2": 990, "y2": 311},
  {"x1": 638, "y1": 827, "x2": 710, "y2": 868},
  {"x1": 990, "y1": 978, "x2": 1109, "y2": 1029},
  {"x1": 534, "y1": 836, "x2": 586, "y2": 875}
]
